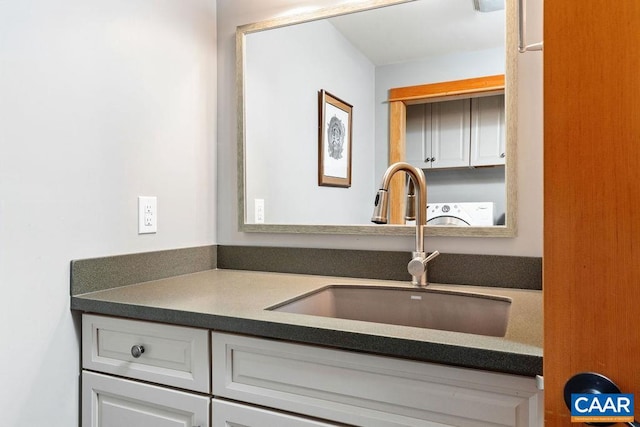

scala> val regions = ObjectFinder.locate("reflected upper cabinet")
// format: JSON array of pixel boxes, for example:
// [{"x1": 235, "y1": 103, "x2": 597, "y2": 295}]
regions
[
  {"x1": 405, "y1": 95, "x2": 506, "y2": 169},
  {"x1": 407, "y1": 99, "x2": 473, "y2": 169},
  {"x1": 388, "y1": 75, "x2": 507, "y2": 225}
]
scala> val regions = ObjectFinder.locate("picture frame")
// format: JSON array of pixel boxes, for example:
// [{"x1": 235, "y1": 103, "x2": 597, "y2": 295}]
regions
[{"x1": 318, "y1": 90, "x2": 353, "y2": 187}]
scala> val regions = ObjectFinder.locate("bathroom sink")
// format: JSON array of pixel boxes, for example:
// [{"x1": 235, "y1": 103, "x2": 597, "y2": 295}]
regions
[{"x1": 267, "y1": 285, "x2": 511, "y2": 337}]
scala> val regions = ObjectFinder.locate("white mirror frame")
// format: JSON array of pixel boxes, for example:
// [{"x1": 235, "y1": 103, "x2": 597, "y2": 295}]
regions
[{"x1": 237, "y1": 0, "x2": 517, "y2": 237}]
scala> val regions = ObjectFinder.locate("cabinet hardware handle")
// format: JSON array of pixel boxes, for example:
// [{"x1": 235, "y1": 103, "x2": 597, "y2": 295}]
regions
[
  {"x1": 500, "y1": 153, "x2": 506, "y2": 158},
  {"x1": 518, "y1": 0, "x2": 543, "y2": 52},
  {"x1": 131, "y1": 345, "x2": 145, "y2": 358},
  {"x1": 536, "y1": 375, "x2": 544, "y2": 390},
  {"x1": 431, "y1": 157, "x2": 435, "y2": 162},
  {"x1": 425, "y1": 158, "x2": 431, "y2": 162}
]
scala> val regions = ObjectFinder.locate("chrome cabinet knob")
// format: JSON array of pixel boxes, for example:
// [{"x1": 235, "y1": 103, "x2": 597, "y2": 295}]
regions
[
  {"x1": 131, "y1": 345, "x2": 145, "y2": 358},
  {"x1": 500, "y1": 152, "x2": 506, "y2": 158},
  {"x1": 430, "y1": 157, "x2": 435, "y2": 162}
]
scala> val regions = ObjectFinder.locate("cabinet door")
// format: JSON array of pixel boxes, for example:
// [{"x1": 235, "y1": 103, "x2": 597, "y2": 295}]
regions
[
  {"x1": 212, "y1": 399, "x2": 339, "y2": 427},
  {"x1": 83, "y1": 371, "x2": 209, "y2": 427},
  {"x1": 405, "y1": 103, "x2": 433, "y2": 168},
  {"x1": 431, "y1": 98, "x2": 471, "y2": 168},
  {"x1": 471, "y1": 95, "x2": 506, "y2": 166}
]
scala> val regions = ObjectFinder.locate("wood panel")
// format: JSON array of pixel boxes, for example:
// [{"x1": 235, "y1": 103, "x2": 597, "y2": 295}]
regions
[
  {"x1": 388, "y1": 101, "x2": 406, "y2": 224},
  {"x1": 388, "y1": 75, "x2": 504, "y2": 103},
  {"x1": 544, "y1": 0, "x2": 640, "y2": 425}
]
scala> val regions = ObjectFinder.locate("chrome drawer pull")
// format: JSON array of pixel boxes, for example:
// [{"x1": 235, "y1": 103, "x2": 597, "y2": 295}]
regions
[{"x1": 130, "y1": 345, "x2": 145, "y2": 358}]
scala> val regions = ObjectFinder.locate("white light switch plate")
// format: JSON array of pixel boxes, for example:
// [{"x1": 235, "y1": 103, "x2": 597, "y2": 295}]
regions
[
  {"x1": 255, "y1": 199, "x2": 265, "y2": 224},
  {"x1": 138, "y1": 196, "x2": 157, "y2": 234}
]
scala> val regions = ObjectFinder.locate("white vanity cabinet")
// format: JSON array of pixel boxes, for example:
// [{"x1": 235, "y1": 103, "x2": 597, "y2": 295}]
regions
[
  {"x1": 212, "y1": 332, "x2": 543, "y2": 427},
  {"x1": 80, "y1": 315, "x2": 541, "y2": 427},
  {"x1": 81, "y1": 314, "x2": 210, "y2": 427},
  {"x1": 406, "y1": 95, "x2": 505, "y2": 169}
]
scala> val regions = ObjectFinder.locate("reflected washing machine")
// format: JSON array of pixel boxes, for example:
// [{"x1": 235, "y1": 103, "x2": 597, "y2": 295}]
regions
[{"x1": 427, "y1": 202, "x2": 494, "y2": 226}]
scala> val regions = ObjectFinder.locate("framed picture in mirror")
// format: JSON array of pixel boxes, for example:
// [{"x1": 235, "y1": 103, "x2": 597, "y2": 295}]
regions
[{"x1": 318, "y1": 89, "x2": 352, "y2": 188}]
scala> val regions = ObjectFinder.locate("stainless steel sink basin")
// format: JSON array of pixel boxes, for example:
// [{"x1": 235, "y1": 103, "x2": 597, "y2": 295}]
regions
[{"x1": 268, "y1": 285, "x2": 512, "y2": 337}]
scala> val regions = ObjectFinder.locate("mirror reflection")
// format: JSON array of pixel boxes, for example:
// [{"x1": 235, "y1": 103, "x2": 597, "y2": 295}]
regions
[{"x1": 239, "y1": 0, "x2": 515, "y2": 236}]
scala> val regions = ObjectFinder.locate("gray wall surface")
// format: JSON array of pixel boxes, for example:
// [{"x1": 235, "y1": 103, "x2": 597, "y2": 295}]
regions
[
  {"x1": 244, "y1": 19, "x2": 376, "y2": 224},
  {"x1": 0, "y1": 1, "x2": 217, "y2": 425}
]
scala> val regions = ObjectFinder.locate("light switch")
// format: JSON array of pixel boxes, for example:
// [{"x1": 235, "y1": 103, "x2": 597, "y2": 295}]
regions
[{"x1": 255, "y1": 199, "x2": 265, "y2": 224}]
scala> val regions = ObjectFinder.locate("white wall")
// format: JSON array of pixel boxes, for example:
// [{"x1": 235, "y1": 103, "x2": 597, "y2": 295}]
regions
[
  {"x1": 244, "y1": 19, "x2": 375, "y2": 224},
  {"x1": 217, "y1": 0, "x2": 543, "y2": 257},
  {"x1": 0, "y1": 0, "x2": 216, "y2": 425}
]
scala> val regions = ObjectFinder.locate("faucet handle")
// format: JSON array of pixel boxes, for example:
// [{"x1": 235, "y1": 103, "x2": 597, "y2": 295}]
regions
[
  {"x1": 408, "y1": 250, "x2": 440, "y2": 281},
  {"x1": 424, "y1": 250, "x2": 440, "y2": 263}
]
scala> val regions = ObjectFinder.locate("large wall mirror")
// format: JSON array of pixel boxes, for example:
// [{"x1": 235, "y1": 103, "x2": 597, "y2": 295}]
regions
[{"x1": 237, "y1": 0, "x2": 517, "y2": 237}]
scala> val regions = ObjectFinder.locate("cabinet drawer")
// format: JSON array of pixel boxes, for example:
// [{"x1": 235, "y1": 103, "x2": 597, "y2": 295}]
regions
[
  {"x1": 212, "y1": 332, "x2": 542, "y2": 427},
  {"x1": 212, "y1": 399, "x2": 341, "y2": 427},
  {"x1": 83, "y1": 371, "x2": 209, "y2": 427},
  {"x1": 83, "y1": 314, "x2": 209, "y2": 393}
]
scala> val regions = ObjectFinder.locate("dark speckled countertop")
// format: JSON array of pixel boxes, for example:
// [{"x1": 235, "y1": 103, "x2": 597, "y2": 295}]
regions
[{"x1": 71, "y1": 268, "x2": 542, "y2": 377}]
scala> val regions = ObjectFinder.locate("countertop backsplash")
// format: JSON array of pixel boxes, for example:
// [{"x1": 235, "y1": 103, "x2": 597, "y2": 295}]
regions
[{"x1": 71, "y1": 245, "x2": 541, "y2": 296}]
